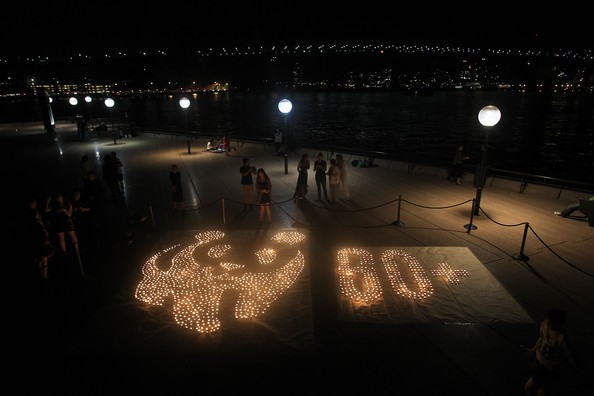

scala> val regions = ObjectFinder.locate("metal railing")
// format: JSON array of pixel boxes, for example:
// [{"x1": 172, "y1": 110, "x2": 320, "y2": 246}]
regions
[
  {"x1": 137, "y1": 128, "x2": 594, "y2": 198},
  {"x1": 486, "y1": 168, "x2": 594, "y2": 198}
]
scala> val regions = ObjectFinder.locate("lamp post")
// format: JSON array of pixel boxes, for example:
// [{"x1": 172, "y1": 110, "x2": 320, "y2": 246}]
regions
[
  {"x1": 179, "y1": 97, "x2": 191, "y2": 154},
  {"x1": 473, "y1": 105, "x2": 501, "y2": 216},
  {"x1": 278, "y1": 98, "x2": 292, "y2": 174},
  {"x1": 48, "y1": 96, "x2": 55, "y2": 130},
  {"x1": 70, "y1": 97, "x2": 81, "y2": 139},
  {"x1": 84, "y1": 95, "x2": 93, "y2": 121},
  {"x1": 104, "y1": 97, "x2": 116, "y2": 145},
  {"x1": 41, "y1": 95, "x2": 55, "y2": 135},
  {"x1": 69, "y1": 96, "x2": 79, "y2": 118}
]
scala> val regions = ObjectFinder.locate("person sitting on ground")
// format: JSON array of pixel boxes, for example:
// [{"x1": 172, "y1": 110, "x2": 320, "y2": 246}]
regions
[
  {"x1": 222, "y1": 133, "x2": 236, "y2": 155},
  {"x1": 554, "y1": 196, "x2": 594, "y2": 218},
  {"x1": 214, "y1": 136, "x2": 229, "y2": 153},
  {"x1": 206, "y1": 139, "x2": 218, "y2": 151},
  {"x1": 351, "y1": 158, "x2": 377, "y2": 168}
]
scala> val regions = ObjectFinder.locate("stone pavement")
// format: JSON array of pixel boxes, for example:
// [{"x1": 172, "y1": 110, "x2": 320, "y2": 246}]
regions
[{"x1": 9, "y1": 121, "x2": 593, "y2": 395}]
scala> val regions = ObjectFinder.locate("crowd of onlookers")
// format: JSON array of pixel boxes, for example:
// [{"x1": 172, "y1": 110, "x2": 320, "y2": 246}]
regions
[{"x1": 23, "y1": 152, "x2": 128, "y2": 281}]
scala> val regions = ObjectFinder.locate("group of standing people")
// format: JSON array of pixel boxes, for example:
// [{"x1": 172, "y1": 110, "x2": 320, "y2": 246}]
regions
[
  {"x1": 170, "y1": 158, "x2": 273, "y2": 223},
  {"x1": 27, "y1": 150, "x2": 131, "y2": 280},
  {"x1": 25, "y1": 191, "x2": 90, "y2": 280},
  {"x1": 25, "y1": 152, "x2": 123, "y2": 280},
  {"x1": 168, "y1": 150, "x2": 353, "y2": 226},
  {"x1": 239, "y1": 157, "x2": 272, "y2": 223},
  {"x1": 294, "y1": 152, "x2": 350, "y2": 203}
]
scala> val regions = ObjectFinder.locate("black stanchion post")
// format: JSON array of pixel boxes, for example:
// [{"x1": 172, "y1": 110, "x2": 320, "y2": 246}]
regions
[
  {"x1": 512, "y1": 222, "x2": 530, "y2": 261},
  {"x1": 187, "y1": 138, "x2": 191, "y2": 155},
  {"x1": 222, "y1": 198, "x2": 226, "y2": 225},
  {"x1": 473, "y1": 152, "x2": 487, "y2": 216},
  {"x1": 392, "y1": 194, "x2": 405, "y2": 226},
  {"x1": 464, "y1": 199, "x2": 477, "y2": 231}
]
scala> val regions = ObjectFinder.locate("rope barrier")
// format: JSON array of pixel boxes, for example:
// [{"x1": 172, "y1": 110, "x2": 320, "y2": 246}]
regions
[
  {"x1": 141, "y1": 192, "x2": 588, "y2": 278},
  {"x1": 54, "y1": 183, "x2": 594, "y2": 280},
  {"x1": 527, "y1": 225, "x2": 594, "y2": 277},
  {"x1": 478, "y1": 207, "x2": 527, "y2": 227},
  {"x1": 402, "y1": 198, "x2": 473, "y2": 210}
]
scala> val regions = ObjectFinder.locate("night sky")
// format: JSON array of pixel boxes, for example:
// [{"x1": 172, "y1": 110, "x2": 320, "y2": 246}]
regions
[{"x1": 3, "y1": 3, "x2": 592, "y2": 56}]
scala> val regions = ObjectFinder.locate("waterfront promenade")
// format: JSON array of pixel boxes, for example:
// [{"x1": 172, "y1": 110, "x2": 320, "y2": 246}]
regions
[{"x1": 10, "y1": 121, "x2": 593, "y2": 395}]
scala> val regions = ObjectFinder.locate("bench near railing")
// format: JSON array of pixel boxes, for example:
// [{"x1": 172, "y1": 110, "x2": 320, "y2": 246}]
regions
[{"x1": 487, "y1": 168, "x2": 594, "y2": 199}]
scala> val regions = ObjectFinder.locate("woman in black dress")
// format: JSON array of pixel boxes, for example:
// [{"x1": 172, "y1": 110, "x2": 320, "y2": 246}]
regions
[
  {"x1": 256, "y1": 168, "x2": 272, "y2": 223},
  {"x1": 293, "y1": 153, "x2": 310, "y2": 199}
]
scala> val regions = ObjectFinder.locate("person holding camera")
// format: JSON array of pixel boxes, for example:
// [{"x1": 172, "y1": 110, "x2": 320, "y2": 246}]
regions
[{"x1": 240, "y1": 157, "x2": 257, "y2": 211}]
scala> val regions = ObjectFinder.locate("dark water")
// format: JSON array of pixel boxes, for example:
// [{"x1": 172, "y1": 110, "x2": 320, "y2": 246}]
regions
[{"x1": 2, "y1": 90, "x2": 593, "y2": 183}]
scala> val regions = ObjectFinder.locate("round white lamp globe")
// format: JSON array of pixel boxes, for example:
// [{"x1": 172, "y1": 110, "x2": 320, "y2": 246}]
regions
[
  {"x1": 478, "y1": 105, "x2": 501, "y2": 127},
  {"x1": 278, "y1": 98, "x2": 293, "y2": 114}
]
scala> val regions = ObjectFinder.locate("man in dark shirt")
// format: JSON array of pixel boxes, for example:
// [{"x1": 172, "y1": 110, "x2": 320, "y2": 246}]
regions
[{"x1": 240, "y1": 157, "x2": 257, "y2": 210}]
